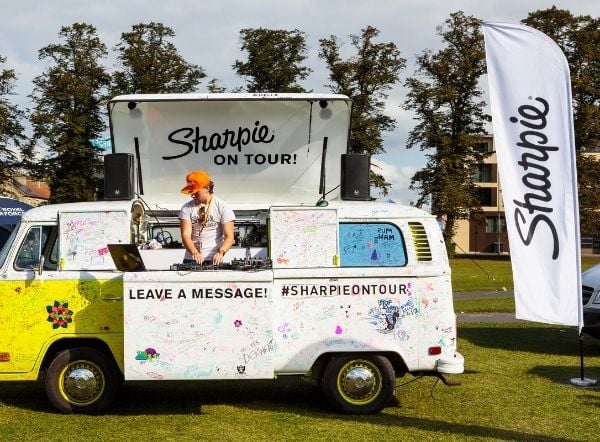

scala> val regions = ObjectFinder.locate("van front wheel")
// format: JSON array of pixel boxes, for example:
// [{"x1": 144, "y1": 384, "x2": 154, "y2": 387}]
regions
[
  {"x1": 45, "y1": 347, "x2": 120, "y2": 414},
  {"x1": 322, "y1": 354, "x2": 395, "y2": 414}
]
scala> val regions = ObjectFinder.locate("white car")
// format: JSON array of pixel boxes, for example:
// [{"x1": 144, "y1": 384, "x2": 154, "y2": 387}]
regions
[{"x1": 581, "y1": 263, "x2": 600, "y2": 338}]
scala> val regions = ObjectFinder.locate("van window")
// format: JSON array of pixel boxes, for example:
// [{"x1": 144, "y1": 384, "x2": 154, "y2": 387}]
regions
[
  {"x1": 0, "y1": 224, "x2": 19, "y2": 268},
  {"x1": 14, "y1": 226, "x2": 55, "y2": 270},
  {"x1": 339, "y1": 223, "x2": 407, "y2": 267}
]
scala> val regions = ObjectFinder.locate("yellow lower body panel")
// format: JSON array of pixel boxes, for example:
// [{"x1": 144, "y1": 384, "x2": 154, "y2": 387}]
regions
[{"x1": 0, "y1": 277, "x2": 124, "y2": 377}]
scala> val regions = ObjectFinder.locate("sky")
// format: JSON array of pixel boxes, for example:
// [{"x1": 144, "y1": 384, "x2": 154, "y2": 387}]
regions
[{"x1": 1, "y1": 0, "x2": 598, "y2": 206}]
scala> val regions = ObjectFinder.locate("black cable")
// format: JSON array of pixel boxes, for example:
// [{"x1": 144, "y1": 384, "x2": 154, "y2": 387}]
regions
[
  {"x1": 135, "y1": 195, "x2": 172, "y2": 247},
  {"x1": 396, "y1": 375, "x2": 424, "y2": 387}
]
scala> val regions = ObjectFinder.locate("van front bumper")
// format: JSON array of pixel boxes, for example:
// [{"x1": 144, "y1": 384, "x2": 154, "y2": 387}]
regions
[{"x1": 436, "y1": 352, "x2": 464, "y2": 374}]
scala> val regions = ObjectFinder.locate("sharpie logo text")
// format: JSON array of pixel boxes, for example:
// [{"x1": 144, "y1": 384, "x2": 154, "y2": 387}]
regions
[
  {"x1": 510, "y1": 96, "x2": 559, "y2": 259},
  {"x1": 163, "y1": 121, "x2": 275, "y2": 160}
]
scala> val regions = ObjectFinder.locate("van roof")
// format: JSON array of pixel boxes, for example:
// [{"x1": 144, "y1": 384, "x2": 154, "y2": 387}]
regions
[
  {"x1": 19, "y1": 199, "x2": 433, "y2": 222},
  {"x1": 20, "y1": 200, "x2": 136, "y2": 222}
]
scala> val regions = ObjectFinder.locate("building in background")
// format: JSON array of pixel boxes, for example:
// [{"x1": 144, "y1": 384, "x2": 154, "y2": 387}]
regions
[
  {"x1": 453, "y1": 135, "x2": 510, "y2": 255},
  {"x1": 453, "y1": 135, "x2": 600, "y2": 256},
  {"x1": 0, "y1": 175, "x2": 49, "y2": 248},
  {"x1": 1, "y1": 175, "x2": 50, "y2": 207},
  {"x1": 580, "y1": 149, "x2": 600, "y2": 255}
]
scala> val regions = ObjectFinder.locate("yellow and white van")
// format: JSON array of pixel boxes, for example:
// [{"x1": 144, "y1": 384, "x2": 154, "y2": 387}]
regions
[{"x1": 0, "y1": 93, "x2": 463, "y2": 414}]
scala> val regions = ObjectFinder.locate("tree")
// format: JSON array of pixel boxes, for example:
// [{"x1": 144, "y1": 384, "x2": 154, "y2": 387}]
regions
[
  {"x1": 233, "y1": 28, "x2": 311, "y2": 92},
  {"x1": 523, "y1": 7, "x2": 600, "y2": 151},
  {"x1": 207, "y1": 78, "x2": 227, "y2": 93},
  {"x1": 111, "y1": 22, "x2": 205, "y2": 95},
  {"x1": 403, "y1": 12, "x2": 488, "y2": 243},
  {"x1": 0, "y1": 55, "x2": 25, "y2": 185},
  {"x1": 25, "y1": 22, "x2": 110, "y2": 203},
  {"x1": 523, "y1": 7, "x2": 600, "y2": 236},
  {"x1": 319, "y1": 26, "x2": 405, "y2": 195}
]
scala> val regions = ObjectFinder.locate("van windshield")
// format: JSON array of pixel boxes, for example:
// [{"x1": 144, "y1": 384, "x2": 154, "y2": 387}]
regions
[{"x1": 0, "y1": 223, "x2": 19, "y2": 268}]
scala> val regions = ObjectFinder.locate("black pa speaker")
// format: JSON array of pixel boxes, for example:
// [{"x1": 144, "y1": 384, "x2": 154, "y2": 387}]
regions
[
  {"x1": 341, "y1": 153, "x2": 370, "y2": 200},
  {"x1": 104, "y1": 153, "x2": 134, "y2": 200}
]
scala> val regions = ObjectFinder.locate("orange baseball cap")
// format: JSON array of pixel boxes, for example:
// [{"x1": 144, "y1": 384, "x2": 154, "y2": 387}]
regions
[{"x1": 180, "y1": 170, "x2": 211, "y2": 194}]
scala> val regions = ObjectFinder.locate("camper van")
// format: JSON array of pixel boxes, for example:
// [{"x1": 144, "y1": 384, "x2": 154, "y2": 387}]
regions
[{"x1": 0, "y1": 93, "x2": 463, "y2": 415}]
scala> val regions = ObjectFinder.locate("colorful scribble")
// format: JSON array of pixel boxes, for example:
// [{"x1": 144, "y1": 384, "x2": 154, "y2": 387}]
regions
[
  {"x1": 185, "y1": 365, "x2": 214, "y2": 377},
  {"x1": 395, "y1": 330, "x2": 410, "y2": 341},
  {"x1": 340, "y1": 304, "x2": 352, "y2": 318},
  {"x1": 367, "y1": 299, "x2": 407, "y2": 333},
  {"x1": 385, "y1": 311, "x2": 400, "y2": 330},
  {"x1": 146, "y1": 371, "x2": 164, "y2": 379},
  {"x1": 277, "y1": 322, "x2": 291, "y2": 339},
  {"x1": 46, "y1": 301, "x2": 73, "y2": 329},
  {"x1": 400, "y1": 298, "x2": 417, "y2": 316},
  {"x1": 234, "y1": 319, "x2": 243, "y2": 328},
  {"x1": 135, "y1": 347, "x2": 159, "y2": 362}
]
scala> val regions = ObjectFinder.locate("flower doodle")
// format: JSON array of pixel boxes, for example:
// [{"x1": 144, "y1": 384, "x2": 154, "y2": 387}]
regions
[{"x1": 46, "y1": 301, "x2": 73, "y2": 329}]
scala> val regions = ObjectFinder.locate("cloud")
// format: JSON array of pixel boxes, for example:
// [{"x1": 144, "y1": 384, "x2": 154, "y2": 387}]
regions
[{"x1": 371, "y1": 158, "x2": 420, "y2": 206}]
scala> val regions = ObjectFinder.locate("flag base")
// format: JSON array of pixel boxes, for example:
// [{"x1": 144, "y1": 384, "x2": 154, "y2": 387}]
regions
[{"x1": 570, "y1": 377, "x2": 597, "y2": 387}]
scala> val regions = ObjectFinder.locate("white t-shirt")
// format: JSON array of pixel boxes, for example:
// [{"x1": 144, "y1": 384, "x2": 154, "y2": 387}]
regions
[{"x1": 179, "y1": 196, "x2": 235, "y2": 261}]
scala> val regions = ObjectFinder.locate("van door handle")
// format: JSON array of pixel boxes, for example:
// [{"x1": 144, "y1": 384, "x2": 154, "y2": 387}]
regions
[{"x1": 103, "y1": 296, "x2": 122, "y2": 301}]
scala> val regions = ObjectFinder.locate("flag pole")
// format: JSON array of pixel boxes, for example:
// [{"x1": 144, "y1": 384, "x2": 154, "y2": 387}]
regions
[{"x1": 570, "y1": 330, "x2": 597, "y2": 387}]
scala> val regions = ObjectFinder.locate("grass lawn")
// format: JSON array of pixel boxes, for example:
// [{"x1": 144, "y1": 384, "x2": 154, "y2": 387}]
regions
[
  {"x1": 451, "y1": 256, "x2": 600, "y2": 313},
  {"x1": 1, "y1": 323, "x2": 598, "y2": 441},
  {"x1": 450, "y1": 256, "x2": 600, "y2": 293}
]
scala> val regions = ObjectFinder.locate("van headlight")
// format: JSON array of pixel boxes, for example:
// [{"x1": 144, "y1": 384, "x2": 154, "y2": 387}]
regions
[{"x1": 594, "y1": 292, "x2": 600, "y2": 305}]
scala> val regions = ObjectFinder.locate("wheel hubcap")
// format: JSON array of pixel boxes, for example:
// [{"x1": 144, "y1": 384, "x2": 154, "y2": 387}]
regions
[
  {"x1": 343, "y1": 366, "x2": 375, "y2": 395},
  {"x1": 338, "y1": 360, "x2": 382, "y2": 405},
  {"x1": 60, "y1": 362, "x2": 104, "y2": 405}
]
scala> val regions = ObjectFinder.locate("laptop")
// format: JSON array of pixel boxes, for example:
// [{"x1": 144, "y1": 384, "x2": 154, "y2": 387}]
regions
[{"x1": 107, "y1": 244, "x2": 147, "y2": 272}]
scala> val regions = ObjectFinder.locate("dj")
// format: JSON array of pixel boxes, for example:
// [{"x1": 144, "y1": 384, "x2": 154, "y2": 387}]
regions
[{"x1": 179, "y1": 170, "x2": 235, "y2": 265}]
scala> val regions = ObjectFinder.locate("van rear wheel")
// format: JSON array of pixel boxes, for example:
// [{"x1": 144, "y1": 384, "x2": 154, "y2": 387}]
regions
[
  {"x1": 322, "y1": 354, "x2": 395, "y2": 414},
  {"x1": 45, "y1": 347, "x2": 120, "y2": 414}
]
